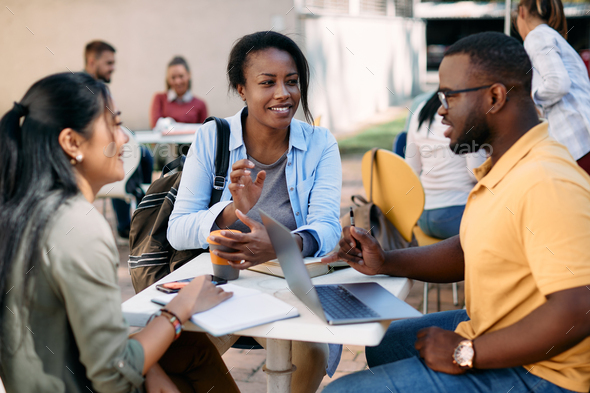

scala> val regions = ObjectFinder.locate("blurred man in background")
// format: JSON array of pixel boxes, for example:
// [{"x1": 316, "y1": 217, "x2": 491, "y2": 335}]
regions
[
  {"x1": 84, "y1": 40, "x2": 152, "y2": 238},
  {"x1": 84, "y1": 41, "x2": 116, "y2": 83}
]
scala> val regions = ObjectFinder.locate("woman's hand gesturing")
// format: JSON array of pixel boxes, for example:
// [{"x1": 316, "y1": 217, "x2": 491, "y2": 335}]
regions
[
  {"x1": 228, "y1": 159, "x2": 266, "y2": 215},
  {"x1": 210, "y1": 209, "x2": 277, "y2": 269}
]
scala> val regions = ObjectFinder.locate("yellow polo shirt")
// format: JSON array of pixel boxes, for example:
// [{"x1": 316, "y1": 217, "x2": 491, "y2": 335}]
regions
[{"x1": 455, "y1": 122, "x2": 590, "y2": 392}]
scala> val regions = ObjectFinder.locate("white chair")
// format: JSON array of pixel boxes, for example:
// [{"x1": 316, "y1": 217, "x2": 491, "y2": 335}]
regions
[{"x1": 96, "y1": 127, "x2": 142, "y2": 219}]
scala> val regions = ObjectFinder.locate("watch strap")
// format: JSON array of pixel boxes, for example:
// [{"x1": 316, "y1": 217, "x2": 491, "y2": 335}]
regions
[{"x1": 453, "y1": 339, "x2": 474, "y2": 369}]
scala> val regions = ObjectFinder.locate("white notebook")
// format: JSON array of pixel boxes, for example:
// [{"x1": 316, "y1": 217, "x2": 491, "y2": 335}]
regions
[{"x1": 152, "y1": 284, "x2": 299, "y2": 336}]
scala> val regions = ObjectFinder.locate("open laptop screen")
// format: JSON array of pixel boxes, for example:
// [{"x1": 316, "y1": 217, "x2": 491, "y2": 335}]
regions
[{"x1": 259, "y1": 209, "x2": 327, "y2": 320}]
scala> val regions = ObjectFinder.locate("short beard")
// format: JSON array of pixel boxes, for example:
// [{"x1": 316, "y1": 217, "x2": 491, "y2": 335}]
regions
[
  {"x1": 450, "y1": 111, "x2": 491, "y2": 155},
  {"x1": 97, "y1": 72, "x2": 111, "y2": 84}
]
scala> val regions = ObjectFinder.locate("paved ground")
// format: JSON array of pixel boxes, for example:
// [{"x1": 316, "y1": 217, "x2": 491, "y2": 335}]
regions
[{"x1": 0, "y1": 154, "x2": 463, "y2": 393}]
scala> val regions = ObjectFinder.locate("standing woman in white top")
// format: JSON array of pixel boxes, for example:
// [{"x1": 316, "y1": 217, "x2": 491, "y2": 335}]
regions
[
  {"x1": 405, "y1": 93, "x2": 486, "y2": 239},
  {"x1": 515, "y1": 0, "x2": 590, "y2": 174}
]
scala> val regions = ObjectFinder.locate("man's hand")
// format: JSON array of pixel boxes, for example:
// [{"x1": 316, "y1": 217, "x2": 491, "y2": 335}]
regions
[
  {"x1": 211, "y1": 209, "x2": 276, "y2": 269},
  {"x1": 228, "y1": 159, "x2": 266, "y2": 215},
  {"x1": 321, "y1": 226, "x2": 386, "y2": 276},
  {"x1": 415, "y1": 327, "x2": 467, "y2": 375},
  {"x1": 145, "y1": 364, "x2": 181, "y2": 393}
]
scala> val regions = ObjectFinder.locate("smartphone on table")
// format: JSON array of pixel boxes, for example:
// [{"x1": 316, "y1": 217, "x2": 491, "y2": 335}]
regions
[{"x1": 156, "y1": 275, "x2": 228, "y2": 294}]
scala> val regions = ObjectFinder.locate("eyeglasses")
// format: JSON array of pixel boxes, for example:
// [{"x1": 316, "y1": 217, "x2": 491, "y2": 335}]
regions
[{"x1": 437, "y1": 85, "x2": 492, "y2": 109}]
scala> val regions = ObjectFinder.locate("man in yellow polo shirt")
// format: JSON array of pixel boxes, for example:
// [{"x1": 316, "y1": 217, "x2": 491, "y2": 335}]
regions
[{"x1": 323, "y1": 31, "x2": 590, "y2": 393}]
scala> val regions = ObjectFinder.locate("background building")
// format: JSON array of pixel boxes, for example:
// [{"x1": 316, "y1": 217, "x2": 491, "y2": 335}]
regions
[
  {"x1": 0, "y1": 0, "x2": 425, "y2": 134},
  {"x1": 414, "y1": 1, "x2": 590, "y2": 83}
]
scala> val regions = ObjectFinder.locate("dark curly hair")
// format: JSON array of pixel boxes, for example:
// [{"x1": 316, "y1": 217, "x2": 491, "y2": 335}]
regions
[{"x1": 227, "y1": 31, "x2": 313, "y2": 124}]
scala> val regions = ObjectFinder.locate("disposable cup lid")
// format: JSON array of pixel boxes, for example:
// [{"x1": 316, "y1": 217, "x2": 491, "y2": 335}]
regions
[{"x1": 206, "y1": 229, "x2": 241, "y2": 246}]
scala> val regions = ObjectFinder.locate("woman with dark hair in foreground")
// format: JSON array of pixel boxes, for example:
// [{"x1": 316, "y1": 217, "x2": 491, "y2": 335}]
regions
[{"x1": 0, "y1": 72, "x2": 239, "y2": 393}]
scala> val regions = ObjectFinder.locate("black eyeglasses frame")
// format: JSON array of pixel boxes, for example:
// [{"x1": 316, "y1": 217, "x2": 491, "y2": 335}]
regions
[{"x1": 438, "y1": 85, "x2": 493, "y2": 109}]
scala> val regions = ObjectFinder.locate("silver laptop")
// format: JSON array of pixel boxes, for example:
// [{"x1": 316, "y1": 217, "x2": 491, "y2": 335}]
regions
[{"x1": 259, "y1": 209, "x2": 422, "y2": 325}]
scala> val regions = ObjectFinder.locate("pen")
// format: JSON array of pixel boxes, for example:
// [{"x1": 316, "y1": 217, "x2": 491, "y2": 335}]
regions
[{"x1": 349, "y1": 207, "x2": 359, "y2": 250}]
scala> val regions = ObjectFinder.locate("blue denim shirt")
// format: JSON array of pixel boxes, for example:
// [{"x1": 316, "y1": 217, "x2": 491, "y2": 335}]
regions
[{"x1": 168, "y1": 107, "x2": 342, "y2": 256}]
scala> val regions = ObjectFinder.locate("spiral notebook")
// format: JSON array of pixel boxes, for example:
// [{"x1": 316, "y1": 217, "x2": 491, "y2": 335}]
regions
[{"x1": 152, "y1": 283, "x2": 299, "y2": 336}]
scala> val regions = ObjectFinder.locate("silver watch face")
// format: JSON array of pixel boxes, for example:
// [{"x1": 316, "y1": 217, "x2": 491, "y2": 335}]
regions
[{"x1": 455, "y1": 344, "x2": 474, "y2": 366}]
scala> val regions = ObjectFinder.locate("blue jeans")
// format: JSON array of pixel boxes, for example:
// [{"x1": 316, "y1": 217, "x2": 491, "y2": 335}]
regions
[
  {"x1": 323, "y1": 310, "x2": 574, "y2": 393},
  {"x1": 417, "y1": 205, "x2": 465, "y2": 239}
]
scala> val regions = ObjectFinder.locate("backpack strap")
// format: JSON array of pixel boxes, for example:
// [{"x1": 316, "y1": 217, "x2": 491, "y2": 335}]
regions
[
  {"x1": 203, "y1": 117, "x2": 231, "y2": 207},
  {"x1": 160, "y1": 155, "x2": 186, "y2": 178},
  {"x1": 369, "y1": 147, "x2": 378, "y2": 202}
]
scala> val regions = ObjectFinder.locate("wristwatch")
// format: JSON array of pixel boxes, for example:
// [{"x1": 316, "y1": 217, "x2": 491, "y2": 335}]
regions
[{"x1": 453, "y1": 340, "x2": 475, "y2": 369}]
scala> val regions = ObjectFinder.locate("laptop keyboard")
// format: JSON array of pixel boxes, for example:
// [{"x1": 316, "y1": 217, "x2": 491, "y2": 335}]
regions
[{"x1": 316, "y1": 285, "x2": 379, "y2": 320}]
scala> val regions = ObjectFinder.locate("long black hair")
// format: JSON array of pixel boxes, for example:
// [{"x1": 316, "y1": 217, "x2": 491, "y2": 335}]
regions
[
  {"x1": 0, "y1": 72, "x2": 110, "y2": 353},
  {"x1": 417, "y1": 92, "x2": 441, "y2": 131},
  {"x1": 227, "y1": 31, "x2": 313, "y2": 124}
]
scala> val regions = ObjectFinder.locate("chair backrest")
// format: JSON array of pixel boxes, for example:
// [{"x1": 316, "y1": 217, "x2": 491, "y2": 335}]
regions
[
  {"x1": 313, "y1": 115, "x2": 322, "y2": 127},
  {"x1": 393, "y1": 131, "x2": 407, "y2": 158},
  {"x1": 96, "y1": 127, "x2": 141, "y2": 202},
  {"x1": 361, "y1": 149, "x2": 425, "y2": 242}
]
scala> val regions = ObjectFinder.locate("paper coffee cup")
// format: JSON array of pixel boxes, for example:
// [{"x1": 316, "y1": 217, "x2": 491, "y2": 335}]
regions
[{"x1": 206, "y1": 230, "x2": 240, "y2": 280}]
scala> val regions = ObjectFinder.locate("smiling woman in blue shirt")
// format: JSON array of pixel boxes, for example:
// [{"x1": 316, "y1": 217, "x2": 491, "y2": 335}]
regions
[{"x1": 167, "y1": 31, "x2": 343, "y2": 393}]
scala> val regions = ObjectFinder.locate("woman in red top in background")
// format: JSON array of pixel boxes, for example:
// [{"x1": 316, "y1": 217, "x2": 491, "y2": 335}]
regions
[{"x1": 150, "y1": 56, "x2": 208, "y2": 128}]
